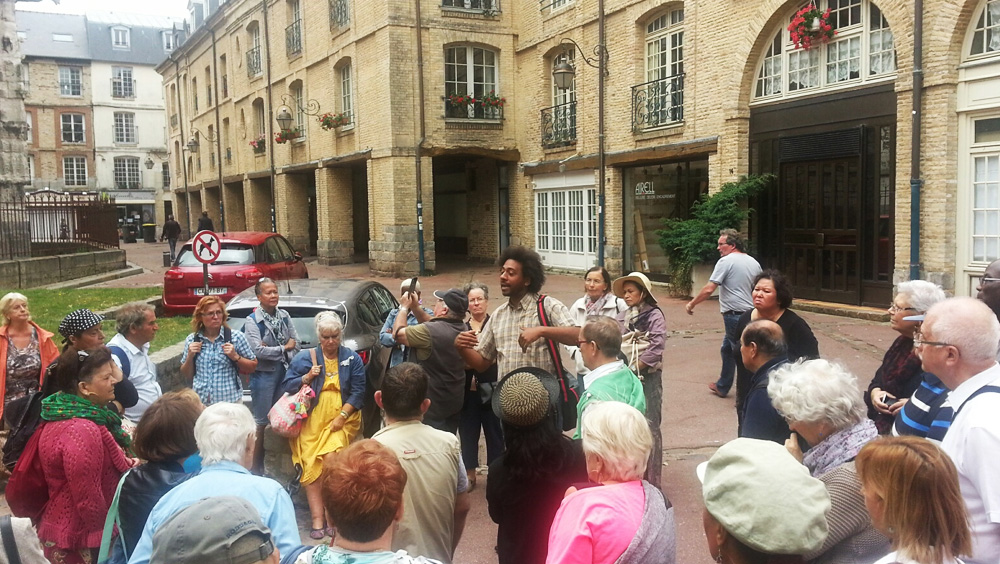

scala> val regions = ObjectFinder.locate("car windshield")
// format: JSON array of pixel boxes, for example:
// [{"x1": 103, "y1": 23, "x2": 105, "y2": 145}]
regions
[
  {"x1": 227, "y1": 306, "x2": 348, "y2": 348},
  {"x1": 176, "y1": 243, "x2": 255, "y2": 266}
]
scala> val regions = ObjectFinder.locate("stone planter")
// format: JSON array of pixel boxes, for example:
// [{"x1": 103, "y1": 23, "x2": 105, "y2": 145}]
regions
[{"x1": 689, "y1": 262, "x2": 719, "y2": 299}]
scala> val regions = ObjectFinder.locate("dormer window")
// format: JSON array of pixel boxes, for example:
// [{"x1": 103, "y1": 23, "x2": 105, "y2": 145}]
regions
[
  {"x1": 163, "y1": 31, "x2": 176, "y2": 51},
  {"x1": 112, "y1": 27, "x2": 130, "y2": 49}
]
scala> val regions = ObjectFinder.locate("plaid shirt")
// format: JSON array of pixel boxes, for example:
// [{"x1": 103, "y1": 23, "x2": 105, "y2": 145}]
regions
[
  {"x1": 476, "y1": 292, "x2": 575, "y2": 378},
  {"x1": 181, "y1": 329, "x2": 256, "y2": 405}
]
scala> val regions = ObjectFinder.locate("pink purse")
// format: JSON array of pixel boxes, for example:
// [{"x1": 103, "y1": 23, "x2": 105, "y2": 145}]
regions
[{"x1": 268, "y1": 349, "x2": 317, "y2": 438}]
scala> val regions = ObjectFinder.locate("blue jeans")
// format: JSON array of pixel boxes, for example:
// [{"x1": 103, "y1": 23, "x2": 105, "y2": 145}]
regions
[
  {"x1": 167, "y1": 238, "x2": 178, "y2": 260},
  {"x1": 250, "y1": 369, "x2": 285, "y2": 426},
  {"x1": 715, "y1": 312, "x2": 744, "y2": 395},
  {"x1": 460, "y1": 386, "x2": 504, "y2": 470}
]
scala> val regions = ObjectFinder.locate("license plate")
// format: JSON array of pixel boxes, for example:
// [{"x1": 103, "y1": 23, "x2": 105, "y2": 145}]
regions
[{"x1": 194, "y1": 287, "x2": 228, "y2": 296}]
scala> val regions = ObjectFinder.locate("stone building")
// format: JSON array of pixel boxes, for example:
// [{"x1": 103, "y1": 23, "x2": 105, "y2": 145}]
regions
[
  {"x1": 0, "y1": 0, "x2": 31, "y2": 247},
  {"x1": 17, "y1": 10, "x2": 180, "y2": 231},
  {"x1": 161, "y1": 0, "x2": 1000, "y2": 305}
]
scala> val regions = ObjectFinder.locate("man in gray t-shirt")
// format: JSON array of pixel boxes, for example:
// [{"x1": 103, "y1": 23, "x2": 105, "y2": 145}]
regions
[{"x1": 685, "y1": 229, "x2": 761, "y2": 398}]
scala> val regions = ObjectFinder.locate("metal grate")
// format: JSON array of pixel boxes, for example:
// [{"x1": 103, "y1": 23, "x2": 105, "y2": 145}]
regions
[{"x1": 779, "y1": 127, "x2": 863, "y2": 162}]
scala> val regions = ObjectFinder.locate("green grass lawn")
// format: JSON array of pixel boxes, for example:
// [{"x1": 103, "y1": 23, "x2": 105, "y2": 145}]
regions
[{"x1": 18, "y1": 288, "x2": 192, "y2": 353}]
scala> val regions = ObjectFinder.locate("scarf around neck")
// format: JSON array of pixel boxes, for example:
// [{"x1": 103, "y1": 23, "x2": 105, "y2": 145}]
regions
[
  {"x1": 41, "y1": 391, "x2": 133, "y2": 453},
  {"x1": 257, "y1": 307, "x2": 286, "y2": 341},
  {"x1": 803, "y1": 418, "x2": 878, "y2": 477},
  {"x1": 585, "y1": 293, "x2": 611, "y2": 316}
]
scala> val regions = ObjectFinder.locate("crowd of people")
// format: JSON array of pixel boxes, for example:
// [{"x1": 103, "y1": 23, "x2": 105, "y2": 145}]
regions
[{"x1": 2, "y1": 238, "x2": 1000, "y2": 564}]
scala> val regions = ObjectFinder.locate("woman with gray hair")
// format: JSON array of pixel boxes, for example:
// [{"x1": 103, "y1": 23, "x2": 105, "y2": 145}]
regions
[
  {"x1": 865, "y1": 280, "x2": 946, "y2": 434},
  {"x1": 280, "y1": 311, "x2": 365, "y2": 540},
  {"x1": 243, "y1": 277, "x2": 299, "y2": 474},
  {"x1": 546, "y1": 401, "x2": 675, "y2": 564},
  {"x1": 459, "y1": 281, "x2": 502, "y2": 490},
  {"x1": 768, "y1": 359, "x2": 889, "y2": 564}
]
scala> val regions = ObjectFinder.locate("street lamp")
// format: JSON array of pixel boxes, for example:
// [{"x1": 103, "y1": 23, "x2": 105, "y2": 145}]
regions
[
  {"x1": 553, "y1": 35, "x2": 608, "y2": 268},
  {"x1": 186, "y1": 136, "x2": 199, "y2": 153},
  {"x1": 144, "y1": 157, "x2": 155, "y2": 170},
  {"x1": 275, "y1": 106, "x2": 294, "y2": 131}
]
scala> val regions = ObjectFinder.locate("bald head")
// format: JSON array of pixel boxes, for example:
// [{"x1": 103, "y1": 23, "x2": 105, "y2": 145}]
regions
[
  {"x1": 740, "y1": 319, "x2": 787, "y2": 373},
  {"x1": 923, "y1": 297, "x2": 1000, "y2": 383},
  {"x1": 978, "y1": 259, "x2": 1000, "y2": 298}
]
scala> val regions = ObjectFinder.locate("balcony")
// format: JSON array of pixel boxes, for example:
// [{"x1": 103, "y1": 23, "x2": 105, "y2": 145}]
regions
[
  {"x1": 111, "y1": 78, "x2": 135, "y2": 99},
  {"x1": 330, "y1": 0, "x2": 350, "y2": 28},
  {"x1": 286, "y1": 20, "x2": 302, "y2": 56},
  {"x1": 444, "y1": 101, "x2": 503, "y2": 121},
  {"x1": 540, "y1": 101, "x2": 576, "y2": 148},
  {"x1": 115, "y1": 181, "x2": 141, "y2": 190},
  {"x1": 631, "y1": 74, "x2": 684, "y2": 133},
  {"x1": 246, "y1": 46, "x2": 262, "y2": 77}
]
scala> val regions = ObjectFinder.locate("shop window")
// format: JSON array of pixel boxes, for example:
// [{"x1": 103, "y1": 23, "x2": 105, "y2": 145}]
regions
[{"x1": 970, "y1": 0, "x2": 1000, "y2": 57}]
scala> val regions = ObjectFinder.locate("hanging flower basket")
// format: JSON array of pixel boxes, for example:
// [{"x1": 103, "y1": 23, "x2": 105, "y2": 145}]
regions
[
  {"x1": 447, "y1": 93, "x2": 477, "y2": 107},
  {"x1": 249, "y1": 134, "x2": 267, "y2": 154},
  {"x1": 319, "y1": 112, "x2": 351, "y2": 130},
  {"x1": 477, "y1": 90, "x2": 505, "y2": 109},
  {"x1": 274, "y1": 127, "x2": 302, "y2": 144},
  {"x1": 787, "y1": 5, "x2": 836, "y2": 50}
]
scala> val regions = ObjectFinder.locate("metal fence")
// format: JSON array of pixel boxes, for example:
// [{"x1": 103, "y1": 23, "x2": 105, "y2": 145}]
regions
[{"x1": 0, "y1": 190, "x2": 119, "y2": 260}]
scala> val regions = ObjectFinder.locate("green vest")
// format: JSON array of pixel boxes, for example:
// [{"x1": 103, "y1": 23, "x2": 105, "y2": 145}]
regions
[{"x1": 573, "y1": 363, "x2": 646, "y2": 439}]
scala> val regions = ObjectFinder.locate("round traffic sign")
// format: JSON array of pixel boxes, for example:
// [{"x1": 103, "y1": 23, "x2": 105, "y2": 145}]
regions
[{"x1": 193, "y1": 230, "x2": 222, "y2": 264}]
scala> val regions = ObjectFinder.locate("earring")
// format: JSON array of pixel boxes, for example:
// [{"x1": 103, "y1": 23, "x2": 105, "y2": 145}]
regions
[{"x1": 715, "y1": 552, "x2": 723, "y2": 563}]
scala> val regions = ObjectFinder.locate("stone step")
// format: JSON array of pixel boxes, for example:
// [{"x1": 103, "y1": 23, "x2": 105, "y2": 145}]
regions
[{"x1": 43, "y1": 262, "x2": 146, "y2": 290}]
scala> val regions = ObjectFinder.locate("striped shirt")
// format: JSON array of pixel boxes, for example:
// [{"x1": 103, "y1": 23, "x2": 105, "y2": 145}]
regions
[
  {"x1": 893, "y1": 372, "x2": 949, "y2": 438},
  {"x1": 181, "y1": 329, "x2": 256, "y2": 405},
  {"x1": 475, "y1": 292, "x2": 575, "y2": 378}
]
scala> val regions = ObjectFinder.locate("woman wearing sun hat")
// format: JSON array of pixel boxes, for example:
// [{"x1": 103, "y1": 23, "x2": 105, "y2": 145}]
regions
[
  {"x1": 699, "y1": 437, "x2": 831, "y2": 564},
  {"x1": 612, "y1": 271, "x2": 666, "y2": 488},
  {"x1": 487, "y1": 367, "x2": 588, "y2": 564}
]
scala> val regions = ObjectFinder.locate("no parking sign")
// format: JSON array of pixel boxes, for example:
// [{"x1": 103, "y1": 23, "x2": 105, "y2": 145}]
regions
[{"x1": 193, "y1": 230, "x2": 221, "y2": 296}]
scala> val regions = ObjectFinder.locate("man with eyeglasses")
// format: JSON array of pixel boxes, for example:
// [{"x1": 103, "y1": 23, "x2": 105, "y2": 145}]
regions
[
  {"x1": 977, "y1": 258, "x2": 1000, "y2": 298},
  {"x1": 572, "y1": 315, "x2": 645, "y2": 439},
  {"x1": 917, "y1": 297, "x2": 1000, "y2": 564}
]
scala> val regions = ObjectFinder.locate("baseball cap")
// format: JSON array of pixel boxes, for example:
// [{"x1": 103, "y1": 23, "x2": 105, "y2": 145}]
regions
[
  {"x1": 433, "y1": 289, "x2": 469, "y2": 316},
  {"x1": 150, "y1": 496, "x2": 275, "y2": 564},
  {"x1": 697, "y1": 438, "x2": 830, "y2": 555}
]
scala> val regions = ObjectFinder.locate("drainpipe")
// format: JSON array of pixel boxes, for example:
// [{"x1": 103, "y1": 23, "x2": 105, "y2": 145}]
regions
[
  {"x1": 909, "y1": 0, "x2": 923, "y2": 281},
  {"x1": 413, "y1": 0, "x2": 426, "y2": 275},
  {"x1": 210, "y1": 27, "x2": 226, "y2": 232},
  {"x1": 175, "y1": 59, "x2": 192, "y2": 238},
  {"x1": 262, "y1": 0, "x2": 278, "y2": 232}
]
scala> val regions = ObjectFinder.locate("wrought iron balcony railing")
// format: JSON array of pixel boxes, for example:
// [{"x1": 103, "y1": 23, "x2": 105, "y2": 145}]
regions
[
  {"x1": 540, "y1": 101, "x2": 577, "y2": 148},
  {"x1": 444, "y1": 100, "x2": 503, "y2": 120},
  {"x1": 111, "y1": 78, "x2": 136, "y2": 99},
  {"x1": 114, "y1": 181, "x2": 141, "y2": 190},
  {"x1": 631, "y1": 73, "x2": 684, "y2": 133},
  {"x1": 246, "y1": 46, "x2": 262, "y2": 77},
  {"x1": 286, "y1": 20, "x2": 302, "y2": 56}
]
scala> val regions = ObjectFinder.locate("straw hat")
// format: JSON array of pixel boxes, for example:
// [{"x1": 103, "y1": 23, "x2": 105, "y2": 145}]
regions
[
  {"x1": 612, "y1": 272, "x2": 657, "y2": 305},
  {"x1": 492, "y1": 367, "x2": 561, "y2": 428}
]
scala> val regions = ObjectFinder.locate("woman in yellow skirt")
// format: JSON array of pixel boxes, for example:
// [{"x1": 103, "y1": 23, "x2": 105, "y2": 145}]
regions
[{"x1": 281, "y1": 311, "x2": 365, "y2": 539}]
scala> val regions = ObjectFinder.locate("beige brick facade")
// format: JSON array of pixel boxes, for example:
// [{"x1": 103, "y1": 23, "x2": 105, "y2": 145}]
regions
[{"x1": 161, "y1": 0, "x2": 1000, "y2": 301}]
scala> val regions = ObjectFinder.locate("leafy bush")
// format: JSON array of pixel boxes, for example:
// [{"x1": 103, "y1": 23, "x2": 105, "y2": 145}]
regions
[{"x1": 656, "y1": 174, "x2": 773, "y2": 295}]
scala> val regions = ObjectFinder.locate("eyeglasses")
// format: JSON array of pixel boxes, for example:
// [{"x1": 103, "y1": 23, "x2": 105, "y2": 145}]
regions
[
  {"x1": 201, "y1": 311, "x2": 224, "y2": 318},
  {"x1": 980, "y1": 276, "x2": 1000, "y2": 286},
  {"x1": 468, "y1": 297, "x2": 487, "y2": 304},
  {"x1": 913, "y1": 332, "x2": 952, "y2": 349},
  {"x1": 888, "y1": 304, "x2": 918, "y2": 314},
  {"x1": 577, "y1": 339, "x2": 592, "y2": 347}
]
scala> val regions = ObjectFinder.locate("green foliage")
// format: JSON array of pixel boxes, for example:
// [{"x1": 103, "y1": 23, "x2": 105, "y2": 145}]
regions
[{"x1": 656, "y1": 174, "x2": 773, "y2": 295}]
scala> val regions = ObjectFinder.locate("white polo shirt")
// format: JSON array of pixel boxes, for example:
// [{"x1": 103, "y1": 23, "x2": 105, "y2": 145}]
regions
[
  {"x1": 941, "y1": 362, "x2": 1000, "y2": 564},
  {"x1": 108, "y1": 332, "x2": 162, "y2": 420}
]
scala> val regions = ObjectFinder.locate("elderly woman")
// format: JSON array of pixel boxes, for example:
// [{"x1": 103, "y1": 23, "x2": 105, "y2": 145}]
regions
[
  {"x1": 459, "y1": 281, "x2": 502, "y2": 490},
  {"x1": 864, "y1": 280, "x2": 946, "y2": 434},
  {"x1": 36, "y1": 347, "x2": 134, "y2": 564},
  {"x1": 733, "y1": 270, "x2": 819, "y2": 430},
  {"x1": 282, "y1": 311, "x2": 365, "y2": 539},
  {"x1": 613, "y1": 272, "x2": 666, "y2": 488},
  {"x1": 242, "y1": 277, "x2": 299, "y2": 474},
  {"x1": 546, "y1": 401, "x2": 675, "y2": 564},
  {"x1": 768, "y1": 359, "x2": 890, "y2": 564},
  {"x1": 294, "y1": 439, "x2": 439, "y2": 564},
  {"x1": 180, "y1": 296, "x2": 257, "y2": 406},
  {"x1": 115, "y1": 389, "x2": 204, "y2": 560},
  {"x1": 569, "y1": 267, "x2": 628, "y2": 380},
  {"x1": 856, "y1": 436, "x2": 972, "y2": 564},
  {"x1": 700, "y1": 438, "x2": 831, "y2": 564},
  {"x1": 0, "y1": 292, "x2": 59, "y2": 422},
  {"x1": 487, "y1": 369, "x2": 588, "y2": 564}
]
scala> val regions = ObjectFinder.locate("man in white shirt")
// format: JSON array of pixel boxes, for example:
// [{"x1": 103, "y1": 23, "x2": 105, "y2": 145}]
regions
[
  {"x1": 108, "y1": 302, "x2": 163, "y2": 420},
  {"x1": 917, "y1": 297, "x2": 1000, "y2": 564}
]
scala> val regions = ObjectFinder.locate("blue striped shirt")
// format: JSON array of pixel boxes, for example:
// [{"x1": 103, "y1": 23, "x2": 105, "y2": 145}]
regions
[{"x1": 893, "y1": 372, "x2": 949, "y2": 438}]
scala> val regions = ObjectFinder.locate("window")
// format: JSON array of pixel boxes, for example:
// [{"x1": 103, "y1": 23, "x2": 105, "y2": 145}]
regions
[
  {"x1": 970, "y1": 0, "x2": 1000, "y2": 57},
  {"x1": 205, "y1": 67, "x2": 212, "y2": 106},
  {"x1": 61, "y1": 114, "x2": 85, "y2": 143},
  {"x1": 163, "y1": 31, "x2": 176, "y2": 51},
  {"x1": 290, "y1": 82, "x2": 305, "y2": 132},
  {"x1": 330, "y1": 0, "x2": 350, "y2": 28},
  {"x1": 637, "y1": 8, "x2": 684, "y2": 129},
  {"x1": 26, "y1": 112, "x2": 31, "y2": 144},
  {"x1": 113, "y1": 157, "x2": 141, "y2": 189},
  {"x1": 114, "y1": 112, "x2": 136, "y2": 144},
  {"x1": 443, "y1": 0, "x2": 497, "y2": 11},
  {"x1": 543, "y1": 51, "x2": 575, "y2": 146},
  {"x1": 192, "y1": 78, "x2": 199, "y2": 111},
  {"x1": 63, "y1": 156, "x2": 87, "y2": 186},
  {"x1": 220, "y1": 55, "x2": 228, "y2": 98},
  {"x1": 445, "y1": 46, "x2": 499, "y2": 118},
  {"x1": 112, "y1": 27, "x2": 130, "y2": 48},
  {"x1": 547, "y1": 0, "x2": 571, "y2": 12},
  {"x1": 535, "y1": 188, "x2": 597, "y2": 260},
  {"x1": 247, "y1": 25, "x2": 262, "y2": 77},
  {"x1": 112, "y1": 66, "x2": 134, "y2": 98},
  {"x1": 287, "y1": 0, "x2": 302, "y2": 56},
  {"x1": 341, "y1": 65, "x2": 353, "y2": 124},
  {"x1": 162, "y1": 163, "x2": 171, "y2": 189},
  {"x1": 972, "y1": 117, "x2": 1000, "y2": 262},
  {"x1": 52, "y1": 34, "x2": 73, "y2": 42},
  {"x1": 59, "y1": 67, "x2": 81, "y2": 96},
  {"x1": 254, "y1": 98, "x2": 266, "y2": 136},
  {"x1": 27, "y1": 155, "x2": 34, "y2": 179},
  {"x1": 752, "y1": 0, "x2": 895, "y2": 102}
]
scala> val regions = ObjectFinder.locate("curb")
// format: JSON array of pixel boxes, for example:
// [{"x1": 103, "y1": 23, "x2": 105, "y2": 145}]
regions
[{"x1": 43, "y1": 263, "x2": 146, "y2": 290}]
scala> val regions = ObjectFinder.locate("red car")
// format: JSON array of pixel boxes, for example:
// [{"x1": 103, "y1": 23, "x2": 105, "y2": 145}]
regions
[{"x1": 162, "y1": 231, "x2": 309, "y2": 315}]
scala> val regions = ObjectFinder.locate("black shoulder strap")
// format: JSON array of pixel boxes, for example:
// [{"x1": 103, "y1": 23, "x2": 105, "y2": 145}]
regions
[
  {"x1": 224, "y1": 326, "x2": 232, "y2": 343},
  {"x1": 955, "y1": 385, "x2": 1000, "y2": 418},
  {"x1": 1, "y1": 515, "x2": 23, "y2": 564},
  {"x1": 108, "y1": 345, "x2": 131, "y2": 380}
]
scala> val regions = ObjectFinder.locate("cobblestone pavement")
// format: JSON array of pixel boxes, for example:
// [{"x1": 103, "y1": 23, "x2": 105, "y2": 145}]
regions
[{"x1": 14, "y1": 241, "x2": 898, "y2": 563}]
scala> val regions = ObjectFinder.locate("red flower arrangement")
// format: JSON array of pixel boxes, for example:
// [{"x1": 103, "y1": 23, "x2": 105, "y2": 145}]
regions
[
  {"x1": 274, "y1": 127, "x2": 302, "y2": 144},
  {"x1": 787, "y1": 5, "x2": 836, "y2": 50},
  {"x1": 447, "y1": 93, "x2": 476, "y2": 107},
  {"x1": 479, "y1": 90, "x2": 505, "y2": 108}
]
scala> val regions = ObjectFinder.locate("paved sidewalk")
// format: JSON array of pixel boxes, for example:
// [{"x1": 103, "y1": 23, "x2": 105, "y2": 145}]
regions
[{"x1": 93, "y1": 241, "x2": 897, "y2": 563}]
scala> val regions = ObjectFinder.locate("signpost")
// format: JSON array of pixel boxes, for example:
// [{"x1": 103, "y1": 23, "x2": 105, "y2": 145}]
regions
[{"x1": 193, "y1": 230, "x2": 221, "y2": 297}]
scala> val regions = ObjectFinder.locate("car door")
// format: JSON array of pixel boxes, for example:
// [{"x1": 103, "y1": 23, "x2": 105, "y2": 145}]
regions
[
  {"x1": 276, "y1": 236, "x2": 307, "y2": 278},
  {"x1": 262, "y1": 236, "x2": 287, "y2": 279}
]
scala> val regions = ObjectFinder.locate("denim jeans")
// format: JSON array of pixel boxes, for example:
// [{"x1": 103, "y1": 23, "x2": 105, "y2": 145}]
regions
[
  {"x1": 642, "y1": 369, "x2": 663, "y2": 489},
  {"x1": 715, "y1": 312, "x2": 744, "y2": 395},
  {"x1": 167, "y1": 237, "x2": 178, "y2": 260},
  {"x1": 459, "y1": 387, "x2": 504, "y2": 470}
]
